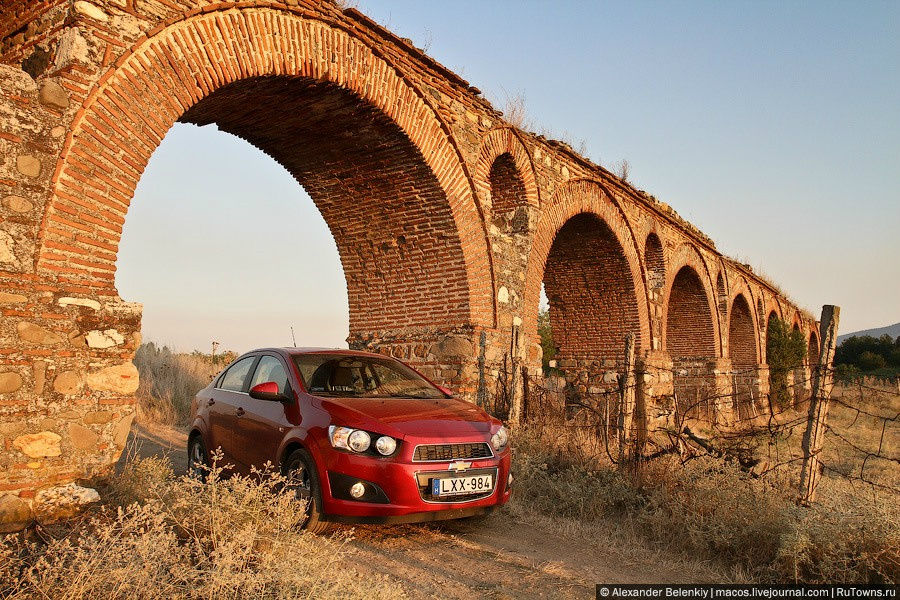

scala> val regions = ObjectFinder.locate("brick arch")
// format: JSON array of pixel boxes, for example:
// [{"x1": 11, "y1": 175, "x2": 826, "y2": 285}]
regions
[
  {"x1": 523, "y1": 179, "x2": 649, "y2": 351},
  {"x1": 728, "y1": 276, "x2": 761, "y2": 362},
  {"x1": 728, "y1": 292, "x2": 759, "y2": 418},
  {"x1": 36, "y1": 7, "x2": 494, "y2": 334},
  {"x1": 473, "y1": 127, "x2": 540, "y2": 221},
  {"x1": 644, "y1": 232, "x2": 665, "y2": 291},
  {"x1": 808, "y1": 329, "x2": 821, "y2": 366},
  {"x1": 661, "y1": 244, "x2": 721, "y2": 357},
  {"x1": 728, "y1": 293, "x2": 758, "y2": 368}
]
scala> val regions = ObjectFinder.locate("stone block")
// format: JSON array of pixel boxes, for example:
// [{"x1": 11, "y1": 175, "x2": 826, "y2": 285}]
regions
[
  {"x1": 16, "y1": 155, "x2": 41, "y2": 177},
  {"x1": 33, "y1": 483, "x2": 100, "y2": 524},
  {"x1": 2, "y1": 195, "x2": 33, "y2": 213},
  {"x1": 53, "y1": 371, "x2": 83, "y2": 395},
  {"x1": 0, "y1": 372, "x2": 23, "y2": 393},
  {"x1": 73, "y1": 1, "x2": 108, "y2": 22},
  {"x1": 0, "y1": 292, "x2": 27, "y2": 304},
  {"x1": 17, "y1": 322, "x2": 64, "y2": 345},
  {"x1": 86, "y1": 362, "x2": 139, "y2": 394},
  {"x1": 68, "y1": 423, "x2": 99, "y2": 451},
  {"x1": 0, "y1": 494, "x2": 33, "y2": 533},
  {"x1": 38, "y1": 80, "x2": 68, "y2": 109},
  {"x1": 13, "y1": 431, "x2": 62, "y2": 458}
]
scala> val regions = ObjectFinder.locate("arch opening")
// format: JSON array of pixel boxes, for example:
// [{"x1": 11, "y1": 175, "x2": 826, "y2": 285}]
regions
[
  {"x1": 728, "y1": 294, "x2": 758, "y2": 419},
  {"x1": 666, "y1": 265, "x2": 717, "y2": 420},
  {"x1": 489, "y1": 152, "x2": 529, "y2": 233},
  {"x1": 644, "y1": 233, "x2": 665, "y2": 291},
  {"x1": 542, "y1": 212, "x2": 642, "y2": 387},
  {"x1": 173, "y1": 76, "x2": 470, "y2": 338}
]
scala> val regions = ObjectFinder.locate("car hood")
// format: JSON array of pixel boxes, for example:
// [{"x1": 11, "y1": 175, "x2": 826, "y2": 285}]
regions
[{"x1": 319, "y1": 396, "x2": 494, "y2": 438}]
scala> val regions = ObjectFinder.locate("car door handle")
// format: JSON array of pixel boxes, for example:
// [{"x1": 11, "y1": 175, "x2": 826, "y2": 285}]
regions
[
  {"x1": 206, "y1": 398, "x2": 215, "y2": 406},
  {"x1": 235, "y1": 407, "x2": 245, "y2": 417}
]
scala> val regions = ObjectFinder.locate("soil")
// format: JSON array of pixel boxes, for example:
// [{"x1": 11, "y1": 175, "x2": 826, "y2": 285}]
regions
[{"x1": 124, "y1": 422, "x2": 727, "y2": 598}]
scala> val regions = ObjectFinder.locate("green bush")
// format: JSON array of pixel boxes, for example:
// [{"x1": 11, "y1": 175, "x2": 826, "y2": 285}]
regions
[{"x1": 766, "y1": 318, "x2": 807, "y2": 407}]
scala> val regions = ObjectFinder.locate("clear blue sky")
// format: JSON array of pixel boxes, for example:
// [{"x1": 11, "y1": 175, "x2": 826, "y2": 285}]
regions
[{"x1": 116, "y1": 1, "x2": 900, "y2": 353}]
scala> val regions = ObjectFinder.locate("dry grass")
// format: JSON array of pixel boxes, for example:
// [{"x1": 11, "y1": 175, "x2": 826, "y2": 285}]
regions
[
  {"x1": 0, "y1": 455, "x2": 407, "y2": 599},
  {"x1": 133, "y1": 343, "x2": 228, "y2": 426},
  {"x1": 511, "y1": 418, "x2": 899, "y2": 583}
]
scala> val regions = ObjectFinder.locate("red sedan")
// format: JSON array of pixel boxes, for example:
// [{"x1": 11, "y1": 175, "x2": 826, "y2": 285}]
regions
[{"x1": 188, "y1": 348, "x2": 512, "y2": 532}]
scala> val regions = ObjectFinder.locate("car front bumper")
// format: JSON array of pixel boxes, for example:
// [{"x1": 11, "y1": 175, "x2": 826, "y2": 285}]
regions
[{"x1": 317, "y1": 445, "x2": 512, "y2": 521}]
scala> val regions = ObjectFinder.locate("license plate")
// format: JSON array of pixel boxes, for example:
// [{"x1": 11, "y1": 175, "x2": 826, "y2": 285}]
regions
[{"x1": 431, "y1": 474, "x2": 493, "y2": 496}]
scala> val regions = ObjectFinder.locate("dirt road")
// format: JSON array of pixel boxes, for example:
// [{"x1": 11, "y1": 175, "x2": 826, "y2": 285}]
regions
[{"x1": 125, "y1": 423, "x2": 726, "y2": 598}]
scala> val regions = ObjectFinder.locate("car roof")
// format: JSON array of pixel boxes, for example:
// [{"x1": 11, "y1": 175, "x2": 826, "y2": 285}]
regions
[{"x1": 251, "y1": 347, "x2": 388, "y2": 359}]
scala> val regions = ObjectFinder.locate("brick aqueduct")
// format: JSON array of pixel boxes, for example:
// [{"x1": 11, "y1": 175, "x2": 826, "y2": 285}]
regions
[{"x1": 0, "y1": 1, "x2": 821, "y2": 512}]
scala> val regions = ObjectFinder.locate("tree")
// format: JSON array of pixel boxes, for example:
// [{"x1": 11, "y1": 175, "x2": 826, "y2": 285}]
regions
[
  {"x1": 537, "y1": 308, "x2": 556, "y2": 374},
  {"x1": 766, "y1": 317, "x2": 807, "y2": 407}
]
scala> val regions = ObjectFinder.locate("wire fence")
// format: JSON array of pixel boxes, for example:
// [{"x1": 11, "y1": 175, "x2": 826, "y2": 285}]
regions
[{"x1": 480, "y1": 359, "x2": 899, "y2": 505}]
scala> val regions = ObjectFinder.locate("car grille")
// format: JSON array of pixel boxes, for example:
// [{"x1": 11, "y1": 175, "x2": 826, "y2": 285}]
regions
[{"x1": 413, "y1": 442, "x2": 492, "y2": 462}]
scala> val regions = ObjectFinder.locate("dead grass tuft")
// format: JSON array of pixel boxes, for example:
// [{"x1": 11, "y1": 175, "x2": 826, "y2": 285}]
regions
[
  {"x1": 511, "y1": 427, "x2": 899, "y2": 583},
  {"x1": 1, "y1": 455, "x2": 407, "y2": 599}
]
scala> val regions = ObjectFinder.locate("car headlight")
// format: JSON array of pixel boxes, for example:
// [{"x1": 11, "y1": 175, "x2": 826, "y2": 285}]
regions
[
  {"x1": 375, "y1": 435, "x2": 397, "y2": 456},
  {"x1": 328, "y1": 426, "x2": 395, "y2": 455},
  {"x1": 347, "y1": 430, "x2": 371, "y2": 452},
  {"x1": 490, "y1": 425, "x2": 509, "y2": 451}
]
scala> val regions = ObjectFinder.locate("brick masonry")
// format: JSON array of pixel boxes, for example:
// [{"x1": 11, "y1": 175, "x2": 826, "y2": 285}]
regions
[{"x1": 0, "y1": 0, "x2": 820, "y2": 518}]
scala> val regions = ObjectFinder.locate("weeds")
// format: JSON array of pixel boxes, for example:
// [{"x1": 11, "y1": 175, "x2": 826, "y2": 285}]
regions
[
  {"x1": 1, "y1": 455, "x2": 407, "y2": 599},
  {"x1": 511, "y1": 427, "x2": 899, "y2": 583}
]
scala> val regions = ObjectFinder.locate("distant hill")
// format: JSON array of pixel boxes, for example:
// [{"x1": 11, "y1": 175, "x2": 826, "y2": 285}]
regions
[{"x1": 837, "y1": 322, "x2": 900, "y2": 344}]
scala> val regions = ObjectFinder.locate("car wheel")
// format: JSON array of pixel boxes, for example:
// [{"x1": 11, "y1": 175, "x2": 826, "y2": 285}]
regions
[
  {"x1": 187, "y1": 434, "x2": 209, "y2": 481},
  {"x1": 283, "y1": 448, "x2": 330, "y2": 535}
]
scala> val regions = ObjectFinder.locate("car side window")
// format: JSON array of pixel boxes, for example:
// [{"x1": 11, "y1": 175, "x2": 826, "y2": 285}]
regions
[
  {"x1": 219, "y1": 356, "x2": 256, "y2": 392},
  {"x1": 249, "y1": 356, "x2": 289, "y2": 395}
]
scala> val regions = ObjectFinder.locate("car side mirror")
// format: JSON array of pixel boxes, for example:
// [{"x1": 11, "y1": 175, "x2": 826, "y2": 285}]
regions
[
  {"x1": 437, "y1": 385, "x2": 453, "y2": 397},
  {"x1": 249, "y1": 381, "x2": 289, "y2": 402}
]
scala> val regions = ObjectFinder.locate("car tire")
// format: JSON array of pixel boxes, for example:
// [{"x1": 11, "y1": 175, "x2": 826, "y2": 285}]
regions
[
  {"x1": 187, "y1": 434, "x2": 209, "y2": 482},
  {"x1": 283, "y1": 448, "x2": 330, "y2": 535}
]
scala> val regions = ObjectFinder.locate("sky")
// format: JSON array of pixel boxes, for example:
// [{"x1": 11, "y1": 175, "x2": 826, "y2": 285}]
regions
[{"x1": 116, "y1": 1, "x2": 900, "y2": 353}]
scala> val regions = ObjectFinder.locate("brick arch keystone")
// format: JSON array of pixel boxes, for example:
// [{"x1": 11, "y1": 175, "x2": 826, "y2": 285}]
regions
[
  {"x1": 522, "y1": 178, "x2": 650, "y2": 348},
  {"x1": 661, "y1": 244, "x2": 722, "y2": 357},
  {"x1": 36, "y1": 6, "x2": 494, "y2": 328}
]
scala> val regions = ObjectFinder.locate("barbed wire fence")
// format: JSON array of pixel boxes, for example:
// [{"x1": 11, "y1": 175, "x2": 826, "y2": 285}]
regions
[{"x1": 480, "y1": 305, "x2": 899, "y2": 506}]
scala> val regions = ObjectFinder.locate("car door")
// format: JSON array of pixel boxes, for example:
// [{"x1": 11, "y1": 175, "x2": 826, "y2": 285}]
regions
[
  {"x1": 206, "y1": 355, "x2": 258, "y2": 470},
  {"x1": 237, "y1": 354, "x2": 294, "y2": 472}
]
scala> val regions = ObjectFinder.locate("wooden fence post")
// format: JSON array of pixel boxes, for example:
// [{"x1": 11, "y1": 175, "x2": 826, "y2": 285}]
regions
[
  {"x1": 618, "y1": 333, "x2": 636, "y2": 466},
  {"x1": 798, "y1": 305, "x2": 840, "y2": 506}
]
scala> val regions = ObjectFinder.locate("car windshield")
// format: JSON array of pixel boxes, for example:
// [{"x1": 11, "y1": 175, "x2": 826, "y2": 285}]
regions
[{"x1": 293, "y1": 354, "x2": 446, "y2": 399}]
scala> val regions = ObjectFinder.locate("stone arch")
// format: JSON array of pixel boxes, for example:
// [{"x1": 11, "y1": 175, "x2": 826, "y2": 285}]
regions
[
  {"x1": 36, "y1": 7, "x2": 494, "y2": 337},
  {"x1": 728, "y1": 293, "x2": 758, "y2": 418},
  {"x1": 665, "y1": 263, "x2": 719, "y2": 419},
  {"x1": 661, "y1": 244, "x2": 721, "y2": 357},
  {"x1": 729, "y1": 276, "x2": 761, "y2": 362},
  {"x1": 523, "y1": 179, "x2": 649, "y2": 359},
  {"x1": 665, "y1": 265, "x2": 718, "y2": 359},
  {"x1": 644, "y1": 232, "x2": 665, "y2": 291},
  {"x1": 473, "y1": 127, "x2": 539, "y2": 224},
  {"x1": 808, "y1": 329, "x2": 821, "y2": 366}
]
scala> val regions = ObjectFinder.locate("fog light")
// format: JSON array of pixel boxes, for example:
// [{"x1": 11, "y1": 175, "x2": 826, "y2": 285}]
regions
[{"x1": 349, "y1": 482, "x2": 366, "y2": 499}]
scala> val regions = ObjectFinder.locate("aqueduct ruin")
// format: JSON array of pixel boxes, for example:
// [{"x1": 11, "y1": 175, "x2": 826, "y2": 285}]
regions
[{"x1": 0, "y1": 0, "x2": 820, "y2": 523}]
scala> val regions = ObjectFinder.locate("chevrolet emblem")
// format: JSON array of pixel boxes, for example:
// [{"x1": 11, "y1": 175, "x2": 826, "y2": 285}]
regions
[{"x1": 449, "y1": 460, "x2": 471, "y2": 472}]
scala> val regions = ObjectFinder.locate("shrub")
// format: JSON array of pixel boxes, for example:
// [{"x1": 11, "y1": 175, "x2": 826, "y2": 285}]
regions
[
  {"x1": 1, "y1": 456, "x2": 407, "y2": 599},
  {"x1": 509, "y1": 428, "x2": 899, "y2": 583},
  {"x1": 766, "y1": 318, "x2": 807, "y2": 407},
  {"x1": 133, "y1": 343, "x2": 219, "y2": 425}
]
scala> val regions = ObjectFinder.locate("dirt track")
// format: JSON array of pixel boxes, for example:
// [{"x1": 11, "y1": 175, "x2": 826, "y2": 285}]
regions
[{"x1": 125, "y1": 422, "x2": 726, "y2": 598}]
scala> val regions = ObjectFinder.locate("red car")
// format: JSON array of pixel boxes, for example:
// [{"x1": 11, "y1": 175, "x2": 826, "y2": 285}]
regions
[{"x1": 188, "y1": 348, "x2": 512, "y2": 532}]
